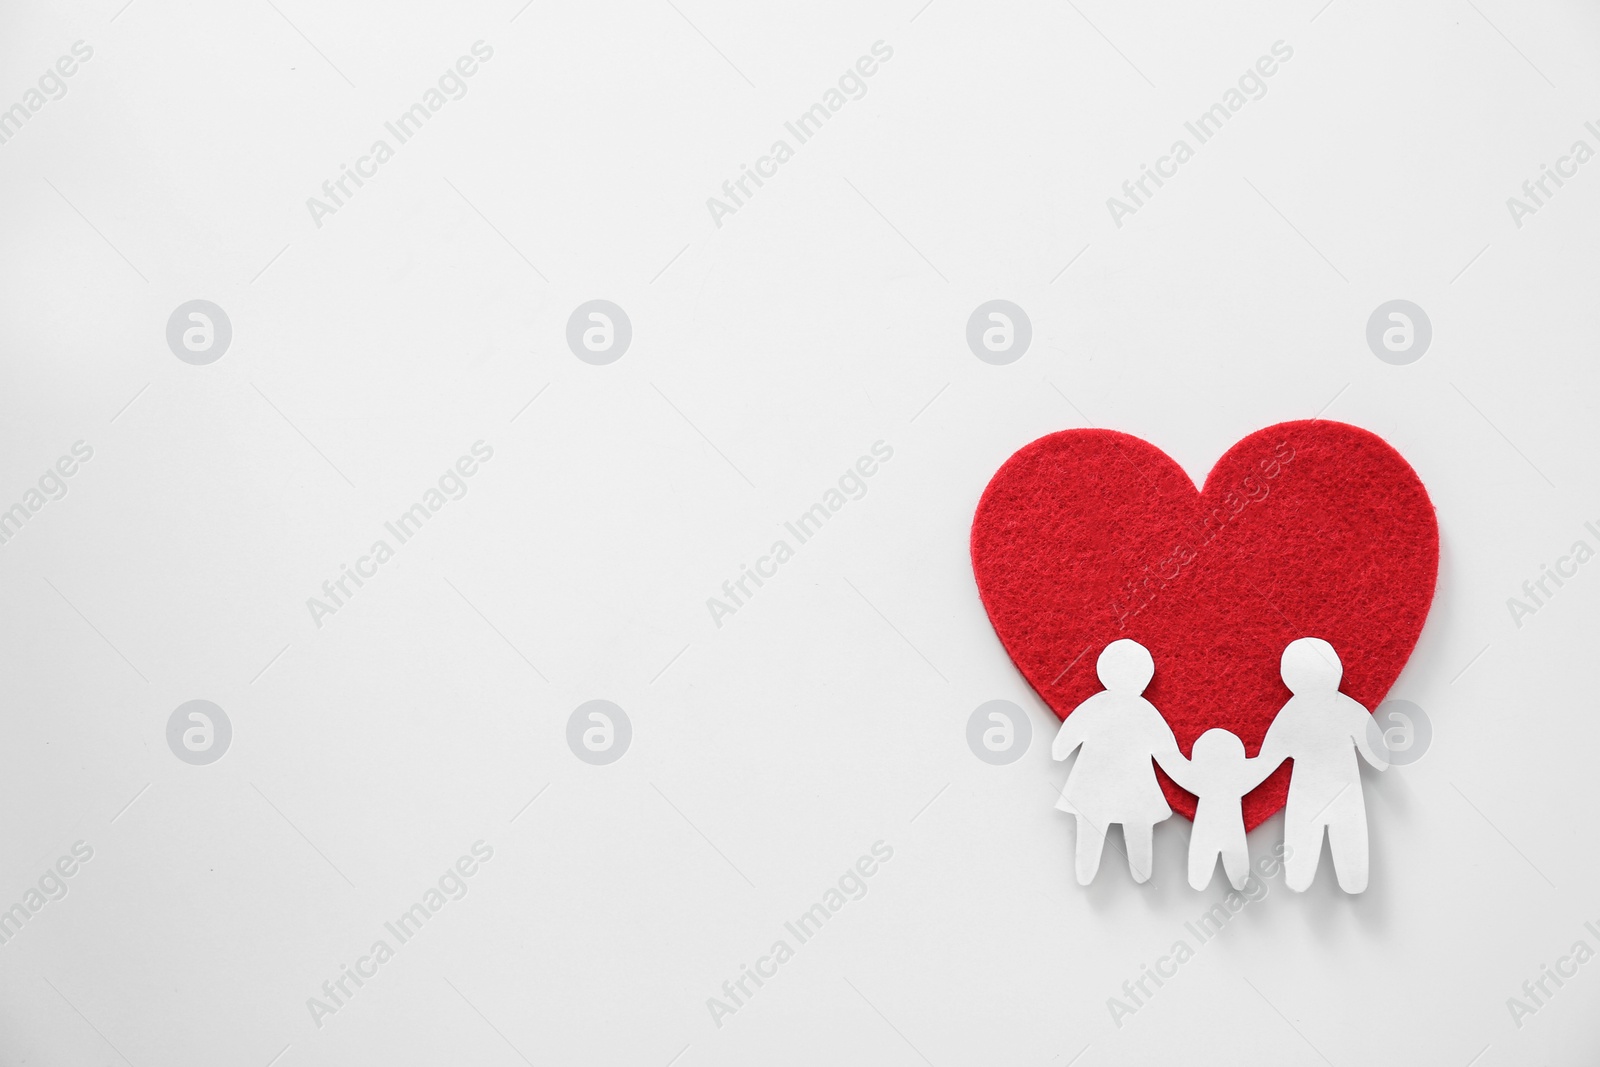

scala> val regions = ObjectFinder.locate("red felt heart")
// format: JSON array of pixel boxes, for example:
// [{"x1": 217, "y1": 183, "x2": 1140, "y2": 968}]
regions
[{"x1": 970, "y1": 420, "x2": 1438, "y2": 830}]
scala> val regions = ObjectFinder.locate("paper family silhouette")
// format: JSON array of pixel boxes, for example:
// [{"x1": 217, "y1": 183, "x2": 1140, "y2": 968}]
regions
[{"x1": 1053, "y1": 638, "x2": 1388, "y2": 893}]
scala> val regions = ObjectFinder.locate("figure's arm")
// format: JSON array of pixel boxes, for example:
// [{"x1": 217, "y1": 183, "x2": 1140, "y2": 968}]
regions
[
  {"x1": 1239, "y1": 754, "x2": 1278, "y2": 791},
  {"x1": 1051, "y1": 711, "x2": 1091, "y2": 762},
  {"x1": 1156, "y1": 749, "x2": 1199, "y2": 793},
  {"x1": 1350, "y1": 701, "x2": 1390, "y2": 771},
  {"x1": 1254, "y1": 716, "x2": 1290, "y2": 775},
  {"x1": 1143, "y1": 708, "x2": 1196, "y2": 790}
]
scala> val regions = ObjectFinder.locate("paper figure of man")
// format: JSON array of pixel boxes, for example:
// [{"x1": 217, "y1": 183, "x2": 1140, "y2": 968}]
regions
[
  {"x1": 1255, "y1": 637, "x2": 1389, "y2": 892},
  {"x1": 1052, "y1": 639, "x2": 1184, "y2": 885}
]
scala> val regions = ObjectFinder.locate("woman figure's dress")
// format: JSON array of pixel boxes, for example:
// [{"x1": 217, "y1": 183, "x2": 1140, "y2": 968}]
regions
[{"x1": 1054, "y1": 690, "x2": 1175, "y2": 828}]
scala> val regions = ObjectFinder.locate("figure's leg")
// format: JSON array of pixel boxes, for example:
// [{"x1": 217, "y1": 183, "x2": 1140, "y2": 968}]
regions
[
  {"x1": 1284, "y1": 809, "x2": 1324, "y2": 893},
  {"x1": 1124, "y1": 822, "x2": 1155, "y2": 884},
  {"x1": 1190, "y1": 844, "x2": 1209, "y2": 895},
  {"x1": 1327, "y1": 794, "x2": 1370, "y2": 893},
  {"x1": 1075, "y1": 816, "x2": 1107, "y2": 885},
  {"x1": 1221, "y1": 836, "x2": 1251, "y2": 890},
  {"x1": 1188, "y1": 834, "x2": 1217, "y2": 891}
]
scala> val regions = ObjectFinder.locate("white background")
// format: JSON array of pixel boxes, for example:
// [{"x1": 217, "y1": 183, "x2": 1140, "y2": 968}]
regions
[{"x1": 2, "y1": 0, "x2": 1598, "y2": 1063}]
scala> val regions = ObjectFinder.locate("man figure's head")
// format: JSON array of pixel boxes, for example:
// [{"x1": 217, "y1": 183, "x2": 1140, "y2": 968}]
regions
[{"x1": 1280, "y1": 637, "x2": 1343, "y2": 695}]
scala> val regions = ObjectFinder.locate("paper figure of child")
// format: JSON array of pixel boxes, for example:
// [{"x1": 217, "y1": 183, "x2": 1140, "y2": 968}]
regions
[
  {"x1": 1255, "y1": 637, "x2": 1389, "y2": 893},
  {"x1": 1160, "y1": 729, "x2": 1277, "y2": 890},
  {"x1": 1052, "y1": 639, "x2": 1184, "y2": 885}
]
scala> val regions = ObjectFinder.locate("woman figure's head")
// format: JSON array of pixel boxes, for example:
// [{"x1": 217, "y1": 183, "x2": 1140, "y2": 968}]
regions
[{"x1": 1097, "y1": 639, "x2": 1154, "y2": 695}]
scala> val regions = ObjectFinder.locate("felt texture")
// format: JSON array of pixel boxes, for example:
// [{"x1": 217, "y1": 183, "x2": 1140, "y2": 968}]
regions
[{"x1": 970, "y1": 420, "x2": 1438, "y2": 830}]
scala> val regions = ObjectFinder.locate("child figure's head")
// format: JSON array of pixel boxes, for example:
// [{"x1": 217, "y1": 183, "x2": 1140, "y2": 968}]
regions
[
  {"x1": 1190, "y1": 728, "x2": 1246, "y2": 766},
  {"x1": 1097, "y1": 639, "x2": 1154, "y2": 695}
]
